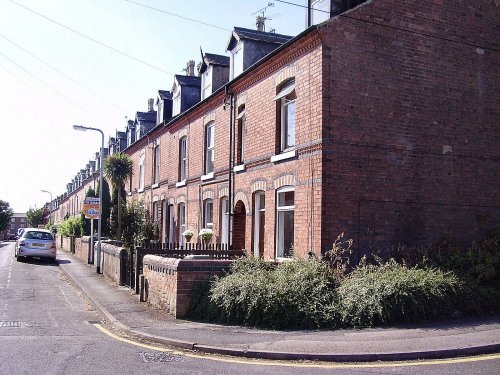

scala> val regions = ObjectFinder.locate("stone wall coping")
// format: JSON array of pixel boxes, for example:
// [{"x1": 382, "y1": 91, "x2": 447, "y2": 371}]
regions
[
  {"x1": 100, "y1": 242, "x2": 126, "y2": 257},
  {"x1": 144, "y1": 254, "x2": 234, "y2": 272}
]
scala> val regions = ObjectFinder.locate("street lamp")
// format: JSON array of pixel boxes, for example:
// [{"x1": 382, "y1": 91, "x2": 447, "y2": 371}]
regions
[
  {"x1": 73, "y1": 124, "x2": 104, "y2": 274},
  {"x1": 40, "y1": 189, "x2": 53, "y2": 225}
]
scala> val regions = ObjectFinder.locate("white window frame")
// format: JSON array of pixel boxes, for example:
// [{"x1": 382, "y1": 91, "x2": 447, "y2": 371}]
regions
[
  {"x1": 276, "y1": 186, "x2": 295, "y2": 258},
  {"x1": 230, "y1": 43, "x2": 244, "y2": 80},
  {"x1": 201, "y1": 66, "x2": 213, "y2": 100},
  {"x1": 253, "y1": 192, "x2": 265, "y2": 257},
  {"x1": 179, "y1": 136, "x2": 187, "y2": 182},
  {"x1": 220, "y1": 197, "x2": 229, "y2": 246},
  {"x1": 153, "y1": 144, "x2": 160, "y2": 185},
  {"x1": 205, "y1": 122, "x2": 215, "y2": 174},
  {"x1": 311, "y1": 0, "x2": 331, "y2": 25},
  {"x1": 275, "y1": 80, "x2": 296, "y2": 152},
  {"x1": 156, "y1": 99, "x2": 164, "y2": 125},
  {"x1": 173, "y1": 85, "x2": 181, "y2": 116},
  {"x1": 203, "y1": 199, "x2": 214, "y2": 230},
  {"x1": 178, "y1": 203, "x2": 186, "y2": 246},
  {"x1": 138, "y1": 154, "x2": 145, "y2": 191},
  {"x1": 236, "y1": 105, "x2": 245, "y2": 165}
]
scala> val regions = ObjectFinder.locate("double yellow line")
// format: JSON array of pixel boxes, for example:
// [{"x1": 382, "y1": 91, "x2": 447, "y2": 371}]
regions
[{"x1": 92, "y1": 323, "x2": 500, "y2": 369}]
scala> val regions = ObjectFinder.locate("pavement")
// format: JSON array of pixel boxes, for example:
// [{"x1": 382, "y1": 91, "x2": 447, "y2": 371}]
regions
[{"x1": 57, "y1": 251, "x2": 500, "y2": 362}]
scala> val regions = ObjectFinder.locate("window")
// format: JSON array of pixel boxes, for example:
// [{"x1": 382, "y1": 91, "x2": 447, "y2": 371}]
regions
[
  {"x1": 204, "y1": 122, "x2": 215, "y2": 174},
  {"x1": 276, "y1": 187, "x2": 294, "y2": 258},
  {"x1": 173, "y1": 85, "x2": 181, "y2": 116},
  {"x1": 253, "y1": 192, "x2": 265, "y2": 258},
  {"x1": 203, "y1": 199, "x2": 214, "y2": 229},
  {"x1": 275, "y1": 79, "x2": 296, "y2": 152},
  {"x1": 156, "y1": 100, "x2": 164, "y2": 125},
  {"x1": 138, "y1": 154, "x2": 145, "y2": 191},
  {"x1": 236, "y1": 105, "x2": 245, "y2": 165},
  {"x1": 220, "y1": 197, "x2": 229, "y2": 245},
  {"x1": 201, "y1": 66, "x2": 212, "y2": 100},
  {"x1": 178, "y1": 203, "x2": 186, "y2": 245},
  {"x1": 230, "y1": 43, "x2": 243, "y2": 79},
  {"x1": 153, "y1": 144, "x2": 160, "y2": 185},
  {"x1": 179, "y1": 136, "x2": 187, "y2": 181}
]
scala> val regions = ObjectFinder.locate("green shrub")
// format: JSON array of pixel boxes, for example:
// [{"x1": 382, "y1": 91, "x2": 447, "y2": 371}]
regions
[
  {"x1": 206, "y1": 257, "x2": 338, "y2": 329},
  {"x1": 336, "y1": 260, "x2": 496, "y2": 328},
  {"x1": 58, "y1": 215, "x2": 84, "y2": 237}
]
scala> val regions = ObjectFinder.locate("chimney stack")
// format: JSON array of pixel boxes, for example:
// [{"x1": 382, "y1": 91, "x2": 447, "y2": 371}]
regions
[
  {"x1": 184, "y1": 60, "x2": 195, "y2": 76},
  {"x1": 256, "y1": 15, "x2": 265, "y2": 31},
  {"x1": 148, "y1": 98, "x2": 154, "y2": 112}
]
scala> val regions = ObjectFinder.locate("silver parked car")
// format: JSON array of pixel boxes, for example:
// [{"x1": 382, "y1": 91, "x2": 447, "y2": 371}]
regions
[{"x1": 15, "y1": 228, "x2": 57, "y2": 262}]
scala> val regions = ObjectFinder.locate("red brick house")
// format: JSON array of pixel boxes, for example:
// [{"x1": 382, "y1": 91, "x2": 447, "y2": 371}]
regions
[{"x1": 53, "y1": 0, "x2": 500, "y2": 260}]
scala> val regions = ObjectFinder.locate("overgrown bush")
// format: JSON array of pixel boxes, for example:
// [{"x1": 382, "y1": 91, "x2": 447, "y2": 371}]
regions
[
  {"x1": 121, "y1": 199, "x2": 145, "y2": 250},
  {"x1": 58, "y1": 215, "x2": 84, "y2": 237},
  {"x1": 204, "y1": 256, "x2": 338, "y2": 329},
  {"x1": 336, "y1": 260, "x2": 496, "y2": 328}
]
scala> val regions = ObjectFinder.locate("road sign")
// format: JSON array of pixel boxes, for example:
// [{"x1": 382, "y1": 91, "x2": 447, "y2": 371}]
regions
[{"x1": 82, "y1": 197, "x2": 100, "y2": 219}]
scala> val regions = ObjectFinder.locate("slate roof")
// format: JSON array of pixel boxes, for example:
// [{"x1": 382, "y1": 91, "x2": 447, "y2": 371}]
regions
[
  {"x1": 175, "y1": 75, "x2": 201, "y2": 87},
  {"x1": 116, "y1": 131, "x2": 126, "y2": 139},
  {"x1": 227, "y1": 27, "x2": 293, "y2": 51},
  {"x1": 136, "y1": 111, "x2": 157, "y2": 122},
  {"x1": 158, "y1": 90, "x2": 172, "y2": 100},
  {"x1": 204, "y1": 53, "x2": 230, "y2": 67}
]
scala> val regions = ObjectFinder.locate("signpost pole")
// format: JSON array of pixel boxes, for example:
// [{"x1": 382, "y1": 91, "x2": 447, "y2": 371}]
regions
[{"x1": 89, "y1": 219, "x2": 94, "y2": 264}]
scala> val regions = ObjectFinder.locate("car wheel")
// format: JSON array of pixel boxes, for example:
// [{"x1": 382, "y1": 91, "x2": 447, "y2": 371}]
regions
[{"x1": 16, "y1": 255, "x2": 22, "y2": 262}]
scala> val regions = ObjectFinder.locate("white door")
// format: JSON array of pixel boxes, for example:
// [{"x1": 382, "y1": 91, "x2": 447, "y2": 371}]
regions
[{"x1": 221, "y1": 197, "x2": 229, "y2": 246}]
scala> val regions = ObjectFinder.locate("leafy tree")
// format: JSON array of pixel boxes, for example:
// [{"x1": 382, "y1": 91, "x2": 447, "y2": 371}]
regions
[
  {"x1": 103, "y1": 153, "x2": 133, "y2": 240},
  {"x1": 0, "y1": 200, "x2": 14, "y2": 232},
  {"x1": 26, "y1": 207, "x2": 47, "y2": 228},
  {"x1": 121, "y1": 199, "x2": 145, "y2": 250},
  {"x1": 96, "y1": 179, "x2": 111, "y2": 237},
  {"x1": 110, "y1": 184, "x2": 126, "y2": 239}
]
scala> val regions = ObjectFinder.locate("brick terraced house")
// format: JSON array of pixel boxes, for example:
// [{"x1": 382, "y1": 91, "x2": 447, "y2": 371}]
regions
[{"x1": 51, "y1": 0, "x2": 500, "y2": 261}]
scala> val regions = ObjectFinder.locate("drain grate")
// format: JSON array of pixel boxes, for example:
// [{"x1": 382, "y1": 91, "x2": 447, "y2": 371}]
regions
[
  {"x1": 139, "y1": 352, "x2": 187, "y2": 363},
  {"x1": 0, "y1": 321, "x2": 21, "y2": 328}
]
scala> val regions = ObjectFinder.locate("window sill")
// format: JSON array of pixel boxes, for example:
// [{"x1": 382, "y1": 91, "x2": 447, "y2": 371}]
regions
[
  {"x1": 152, "y1": 183, "x2": 159, "y2": 189},
  {"x1": 175, "y1": 180, "x2": 186, "y2": 188},
  {"x1": 201, "y1": 172, "x2": 214, "y2": 181},
  {"x1": 233, "y1": 164, "x2": 245, "y2": 173},
  {"x1": 137, "y1": 188, "x2": 144, "y2": 193},
  {"x1": 270, "y1": 149, "x2": 296, "y2": 163}
]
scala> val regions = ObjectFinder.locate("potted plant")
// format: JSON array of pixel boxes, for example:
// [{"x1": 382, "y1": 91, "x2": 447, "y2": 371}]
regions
[
  {"x1": 199, "y1": 228, "x2": 214, "y2": 245},
  {"x1": 182, "y1": 229, "x2": 194, "y2": 243}
]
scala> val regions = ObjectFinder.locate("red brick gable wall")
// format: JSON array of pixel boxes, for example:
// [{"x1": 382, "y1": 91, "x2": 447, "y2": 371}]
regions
[{"x1": 318, "y1": 0, "x2": 500, "y2": 254}]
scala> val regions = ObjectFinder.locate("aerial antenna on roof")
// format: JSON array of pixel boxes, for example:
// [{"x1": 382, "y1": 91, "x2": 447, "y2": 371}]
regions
[{"x1": 252, "y1": 2, "x2": 275, "y2": 32}]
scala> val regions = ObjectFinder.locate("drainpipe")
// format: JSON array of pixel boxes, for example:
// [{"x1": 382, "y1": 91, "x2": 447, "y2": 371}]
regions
[{"x1": 226, "y1": 87, "x2": 235, "y2": 248}]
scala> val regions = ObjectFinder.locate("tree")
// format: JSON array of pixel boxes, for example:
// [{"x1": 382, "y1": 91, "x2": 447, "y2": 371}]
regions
[
  {"x1": 96, "y1": 179, "x2": 111, "y2": 237},
  {"x1": 103, "y1": 152, "x2": 133, "y2": 240},
  {"x1": 0, "y1": 200, "x2": 14, "y2": 232},
  {"x1": 27, "y1": 207, "x2": 47, "y2": 228}
]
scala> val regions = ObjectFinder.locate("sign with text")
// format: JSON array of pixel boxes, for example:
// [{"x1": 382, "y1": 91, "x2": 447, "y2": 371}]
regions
[{"x1": 82, "y1": 197, "x2": 100, "y2": 219}]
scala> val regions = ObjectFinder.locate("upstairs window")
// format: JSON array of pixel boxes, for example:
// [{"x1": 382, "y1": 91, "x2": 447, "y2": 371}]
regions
[
  {"x1": 138, "y1": 154, "x2": 145, "y2": 191},
  {"x1": 275, "y1": 79, "x2": 296, "y2": 152},
  {"x1": 236, "y1": 105, "x2": 245, "y2": 165},
  {"x1": 153, "y1": 144, "x2": 160, "y2": 185},
  {"x1": 230, "y1": 43, "x2": 243, "y2": 80},
  {"x1": 172, "y1": 86, "x2": 181, "y2": 116},
  {"x1": 156, "y1": 100, "x2": 164, "y2": 125},
  {"x1": 179, "y1": 136, "x2": 187, "y2": 181},
  {"x1": 201, "y1": 66, "x2": 212, "y2": 100},
  {"x1": 204, "y1": 122, "x2": 215, "y2": 174},
  {"x1": 310, "y1": 0, "x2": 331, "y2": 25}
]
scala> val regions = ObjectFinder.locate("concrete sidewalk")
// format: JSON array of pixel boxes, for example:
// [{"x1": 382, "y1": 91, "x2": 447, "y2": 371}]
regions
[{"x1": 58, "y1": 252, "x2": 500, "y2": 362}]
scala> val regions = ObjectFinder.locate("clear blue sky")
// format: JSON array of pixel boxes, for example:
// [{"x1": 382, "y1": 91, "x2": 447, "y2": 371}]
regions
[{"x1": 0, "y1": 0, "x2": 306, "y2": 212}]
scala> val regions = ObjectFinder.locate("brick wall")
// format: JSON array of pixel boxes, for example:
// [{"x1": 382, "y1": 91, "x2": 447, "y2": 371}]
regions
[
  {"x1": 143, "y1": 255, "x2": 233, "y2": 318},
  {"x1": 318, "y1": 0, "x2": 500, "y2": 252},
  {"x1": 100, "y1": 242, "x2": 126, "y2": 285}
]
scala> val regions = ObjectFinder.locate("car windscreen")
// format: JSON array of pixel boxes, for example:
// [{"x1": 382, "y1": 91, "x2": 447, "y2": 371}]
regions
[{"x1": 24, "y1": 231, "x2": 54, "y2": 241}]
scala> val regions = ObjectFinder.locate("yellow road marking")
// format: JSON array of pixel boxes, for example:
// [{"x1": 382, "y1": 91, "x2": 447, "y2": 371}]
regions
[{"x1": 92, "y1": 323, "x2": 500, "y2": 369}]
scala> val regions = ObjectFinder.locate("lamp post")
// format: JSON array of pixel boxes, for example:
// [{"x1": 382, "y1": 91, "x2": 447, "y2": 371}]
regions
[
  {"x1": 73, "y1": 125, "x2": 104, "y2": 274},
  {"x1": 41, "y1": 189, "x2": 53, "y2": 225}
]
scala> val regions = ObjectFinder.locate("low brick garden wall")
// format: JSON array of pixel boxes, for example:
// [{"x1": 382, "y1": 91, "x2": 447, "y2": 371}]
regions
[
  {"x1": 142, "y1": 255, "x2": 233, "y2": 318},
  {"x1": 100, "y1": 241, "x2": 127, "y2": 286}
]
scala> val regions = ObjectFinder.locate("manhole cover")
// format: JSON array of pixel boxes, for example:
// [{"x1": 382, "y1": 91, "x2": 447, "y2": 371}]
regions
[
  {"x1": 139, "y1": 352, "x2": 187, "y2": 363},
  {"x1": 0, "y1": 321, "x2": 21, "y2": 328}
]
